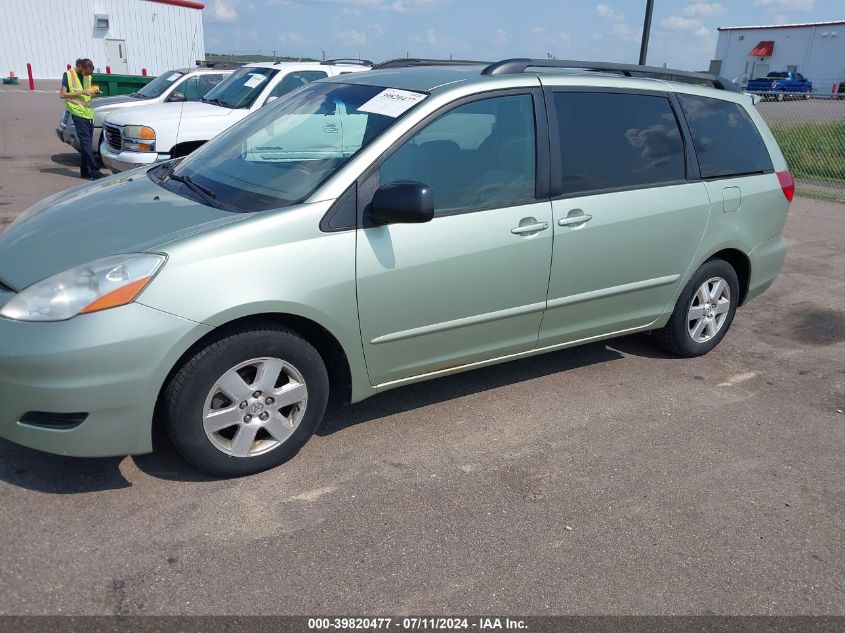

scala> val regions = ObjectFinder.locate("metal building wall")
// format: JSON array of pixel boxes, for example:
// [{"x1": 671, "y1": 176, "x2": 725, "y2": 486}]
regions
[
  {"x1": 0, "y1": 0, "x2": 205, "y2": 80},
  {"x1": 715, "y1": 23, "x2": 845, "y2": 94}
]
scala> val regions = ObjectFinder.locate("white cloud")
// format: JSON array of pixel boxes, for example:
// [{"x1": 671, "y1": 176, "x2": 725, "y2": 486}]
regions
[
  {"x1": 389, "y1": 0, "x2": 448, "y2": 11},
  {"x1": 366, "y1": 23, "x2": 385, "y2": 38},
  {"x1": 424, "y1": 28, "x2": 437, "y2": 44},
  {"x1": 210, "y1": 0, "x2": 238, "y2": 22},
  {"x1": 662, "y1": 16, "x2": 700, "y2": 30},
  {"x1": 661, "y1": 16, "x2": 712, "y2": 39},
  {"x1": 613, "y1": 21, "x2": 641, "y2": 43},
  {"x1": 596, "y1": 4, "x2": 624, "y2": 21},
  {"x1": 682, "y1": 2, "x2": 725, "y2": 17},
  {"x1": 754, "y1": 0, "x2": 814, "y2": 10},
  {"x1": 278, "y1": 32, "x2": 305, "y2": 44},
  {"x1": 336, "y1": 29, "x2": 368, "y2": 45},
  {"x1": 274, "y1": 0, "x2": 449, "y2": 11},
  {"x1": 495, "y1": 28, "x2": 508, "y2": 44}
]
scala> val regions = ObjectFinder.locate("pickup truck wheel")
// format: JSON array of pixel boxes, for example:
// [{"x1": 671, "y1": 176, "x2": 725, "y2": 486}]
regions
[
  {"x1": 654, "y1": 259, "x2": 739, "y2": 358},
  {"x1": 163, "y1": 324, "x2": 330, "y2": 477}
]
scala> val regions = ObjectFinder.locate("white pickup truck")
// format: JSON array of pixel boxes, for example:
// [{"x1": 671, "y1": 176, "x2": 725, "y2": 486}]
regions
[
  {"x1": 57, "y1": 67, "x2": 232, "y2": 154},
  {"x1": 101, "y1": 60, "x2": 371, "y2": 172}
]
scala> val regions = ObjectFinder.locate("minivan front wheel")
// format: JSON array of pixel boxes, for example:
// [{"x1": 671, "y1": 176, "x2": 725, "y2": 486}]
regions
[
  {"x1": 655, "y1": 259, "x2": 739, "y2": 357},
  {"x1": 163, "y1": 324, "x2": 329, "y2": 476}
]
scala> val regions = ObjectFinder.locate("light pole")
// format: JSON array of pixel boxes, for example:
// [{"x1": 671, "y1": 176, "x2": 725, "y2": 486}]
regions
[{"x1": 639, "y1": 0, "x2": 654, "y2": 66}]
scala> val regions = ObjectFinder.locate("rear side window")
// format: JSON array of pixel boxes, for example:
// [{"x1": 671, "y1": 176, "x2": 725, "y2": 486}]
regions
[
  {"x1": 677, "y1": 94, "x2": 773, "y2": 179},
  {"x1": 553, "y1": 92, "x2": 686, "y2": 195}
]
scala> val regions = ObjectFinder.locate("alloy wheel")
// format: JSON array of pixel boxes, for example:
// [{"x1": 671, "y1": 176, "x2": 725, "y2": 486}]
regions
[
  {"x1": 687, "y1": 277, "x2": 731, "y2": 344},
  {"x1": 202, "y1": 357, "x2": 308, "y2": 457}
]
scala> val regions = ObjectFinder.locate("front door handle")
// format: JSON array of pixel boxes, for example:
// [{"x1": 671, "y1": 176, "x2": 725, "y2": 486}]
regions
[
  {"x1": 558, "y1": 213, "x2": 593, "y2": 227},
  {"x1": 511, "y1": 221, "x2": 549, "y2": 235}
]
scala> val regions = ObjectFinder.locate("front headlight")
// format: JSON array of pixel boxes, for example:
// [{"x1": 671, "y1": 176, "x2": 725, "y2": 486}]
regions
[
  {"x1": 123, "y1": 125, "x2": 156, "y2": 152},
  {"x1": 0, "y1": 254, "x2": 165, "y2": 322}
]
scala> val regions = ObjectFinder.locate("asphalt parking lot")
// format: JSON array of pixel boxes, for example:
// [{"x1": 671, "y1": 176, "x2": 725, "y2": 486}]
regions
[{"x1": 0, "y1": 89, "x2": 843, "y2": 616}]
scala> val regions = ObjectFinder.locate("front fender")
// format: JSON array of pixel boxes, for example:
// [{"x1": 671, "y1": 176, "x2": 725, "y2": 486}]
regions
[{"x1": 138, "y1": 200, "x2": 372, "y2": 403}]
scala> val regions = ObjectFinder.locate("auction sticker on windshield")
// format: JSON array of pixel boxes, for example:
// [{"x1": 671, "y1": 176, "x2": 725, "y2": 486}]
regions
[
  {"x1": 244, "y1": 74, "x2": 267, "y2": 89},
  {"x1": 357, "y1": 89, "x2": 427, "y2": 118}
]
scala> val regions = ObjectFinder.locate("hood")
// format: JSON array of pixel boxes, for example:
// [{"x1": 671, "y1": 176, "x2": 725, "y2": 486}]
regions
[
  {"x1": 92, "y1": 95, "x2": 146, "y2": 126},
  {"x1": 106, "y1": 101, "x2": 237, "y2": 127},
  {"x1": 0, "y1": 171, "x2": 243, "y2": 290},
  {"x1": 93, "y1": 95, "x2": 137, "y2": 108}
]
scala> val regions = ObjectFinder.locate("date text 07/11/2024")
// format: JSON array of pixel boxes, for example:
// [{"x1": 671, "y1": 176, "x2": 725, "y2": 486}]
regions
[{"x1": 307, "y1": 617, "x2": 528, "y2": 630}]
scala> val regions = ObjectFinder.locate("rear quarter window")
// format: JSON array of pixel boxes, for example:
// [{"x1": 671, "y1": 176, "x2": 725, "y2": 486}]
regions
[{"x1": 678, "y1": 93, "x2": 773, "y2": 179}]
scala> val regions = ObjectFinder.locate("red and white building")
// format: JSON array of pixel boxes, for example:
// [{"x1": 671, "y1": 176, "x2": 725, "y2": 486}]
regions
[
  {"x1": 0, "y1": 0, "x2": 205, "y2": 80},
  {"x1": 712, "y1": 20, "x2": 845, "y2": 94}
]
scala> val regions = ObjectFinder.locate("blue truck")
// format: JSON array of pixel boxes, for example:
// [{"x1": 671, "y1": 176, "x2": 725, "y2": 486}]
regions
[{"x1": 746, "y1": 71, "x2": 813, "y2": 101}]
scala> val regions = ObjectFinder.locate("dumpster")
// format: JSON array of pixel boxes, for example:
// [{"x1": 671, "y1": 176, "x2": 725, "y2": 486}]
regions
[{"x1": 91, "y1": 73, "x2": 155, "y2": 96}]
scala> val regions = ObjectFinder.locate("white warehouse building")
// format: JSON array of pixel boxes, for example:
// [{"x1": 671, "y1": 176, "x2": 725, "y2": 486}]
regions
[
  {"x1": 0, "y1": 0, "x2": 205, "y2": 81},
  {"x1": 712, "y1": 20, "x2": 845, "y2": 94}
]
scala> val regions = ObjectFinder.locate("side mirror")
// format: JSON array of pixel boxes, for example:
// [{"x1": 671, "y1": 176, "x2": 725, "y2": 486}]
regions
[
  {"x1": 168, "y1": 91, "x2": 187, "y2": 103},
  {"x1": 369, "y1": 181, "x2": 434, "y2": 225}
]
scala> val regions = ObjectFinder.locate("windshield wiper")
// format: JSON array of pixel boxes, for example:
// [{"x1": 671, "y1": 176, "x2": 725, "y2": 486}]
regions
[
  {"x1": 202, "y1": 97, "x2": 230, "y2": 108},
  {"x1": 168, "y1": 172, "x2": 216, "y2": 200}
]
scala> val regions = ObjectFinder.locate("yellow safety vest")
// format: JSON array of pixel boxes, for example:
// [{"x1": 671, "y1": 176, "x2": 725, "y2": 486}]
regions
[{"x1": 64, "y1": 68, "x2": 94, "y2": 119}]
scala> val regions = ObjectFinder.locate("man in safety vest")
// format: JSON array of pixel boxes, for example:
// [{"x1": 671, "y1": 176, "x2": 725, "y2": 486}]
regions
[{"x1": 60, "y1": 58, "x2": 104, "y2": 180}]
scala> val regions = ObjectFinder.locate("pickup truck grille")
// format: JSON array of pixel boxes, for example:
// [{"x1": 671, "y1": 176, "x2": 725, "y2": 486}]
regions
[{"x1": 105, "y1": 124, "x2": 122, "y2": 151}]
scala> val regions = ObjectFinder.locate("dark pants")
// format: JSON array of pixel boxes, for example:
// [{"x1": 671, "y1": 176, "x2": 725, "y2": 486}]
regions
[{"x1": 71, "y1": 114, "x2": 100, "y2": 176}]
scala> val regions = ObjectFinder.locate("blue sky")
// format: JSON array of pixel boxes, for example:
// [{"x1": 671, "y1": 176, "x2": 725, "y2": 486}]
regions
[{"x1": 203, "y1": 0, "x2": 843, "y2": 70}]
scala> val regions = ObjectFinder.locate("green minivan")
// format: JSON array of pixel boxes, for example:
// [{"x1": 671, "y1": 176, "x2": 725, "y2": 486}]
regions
[{"x1": 0, "y1": 59, "x2": 793, "y2": 476}]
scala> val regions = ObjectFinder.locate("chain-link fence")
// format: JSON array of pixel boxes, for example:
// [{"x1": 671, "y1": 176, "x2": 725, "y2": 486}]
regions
[{"x1": 756, "y1": 95, "x2": 845, "y2": 203}]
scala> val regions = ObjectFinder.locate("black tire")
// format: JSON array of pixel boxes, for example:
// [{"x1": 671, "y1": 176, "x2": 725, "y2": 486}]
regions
[
  {"x1": 655, "y1": 259, "x2": 739, "y2": 358},
  {"x1": 162, "y1": 324, "x2": 329, "y2": 477}
]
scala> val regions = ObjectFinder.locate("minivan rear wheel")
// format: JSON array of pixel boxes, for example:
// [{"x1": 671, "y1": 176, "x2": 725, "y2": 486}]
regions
[
  {"x1": 655, "y1": 259, "x2": 739, "y2": 357},
  {"x1": 162, "y1": 324, "x2": 329, "y2": 477}
]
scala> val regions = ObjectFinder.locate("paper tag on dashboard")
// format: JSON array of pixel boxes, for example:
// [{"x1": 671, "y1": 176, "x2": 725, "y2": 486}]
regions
[
  {"x1": 167, "y1": 73, "x2": 180, "y2": 82},
  {"x1": 357, "y1": 89, "x2": 427, "y2": 118},
  {"x1": 244, "y1": 74, "x2": 267, "y2": 89}
]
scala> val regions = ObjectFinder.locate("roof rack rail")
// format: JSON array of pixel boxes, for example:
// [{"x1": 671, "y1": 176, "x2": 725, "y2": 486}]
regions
[
  {"x1": 481, "y1": 58, "x2": 741, "y2": 93},
  {"x1": 320, "y1": 58, "x2": 373, "y2": 66},
  {"x1": 373, "y1": 58, "x2": 489, "y2": 70}
]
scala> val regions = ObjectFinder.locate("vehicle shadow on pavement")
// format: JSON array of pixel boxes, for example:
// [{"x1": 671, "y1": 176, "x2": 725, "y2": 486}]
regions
[
  {"x1": 131, "y1": 427, "x2": 220, "y2": 483},
  {"x1": 317, "y1": 337, "x2": 651, "y2": 437},
  {"x1": 0, "y1": 334, "x2": 671, "y2": 489},
  {"x1": 40, "y1": 153, "x2": 82, "y2": 178},
  {"x1": 0, "y1": 438, "x2": 131, "y2": 493}
]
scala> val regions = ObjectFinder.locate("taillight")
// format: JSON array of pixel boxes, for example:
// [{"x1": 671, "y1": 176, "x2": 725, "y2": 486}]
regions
[{"x1": 777, "y1": 170, "x2": 795, "y2": 203}]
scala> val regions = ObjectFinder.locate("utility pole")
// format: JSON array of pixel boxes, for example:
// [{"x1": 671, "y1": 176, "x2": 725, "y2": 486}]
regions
[{"x1": 638, "y1": 0, "x2": 654, "y2": 65}]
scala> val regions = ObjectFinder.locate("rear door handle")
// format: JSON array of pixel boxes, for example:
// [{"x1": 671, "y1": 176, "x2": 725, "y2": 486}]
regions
[
  {"x1": 511, "y1": 221, "x2": 549, "y2": 235},
  {"x1": 558, "y1": 213, "x2": 593, "y2": 227}
]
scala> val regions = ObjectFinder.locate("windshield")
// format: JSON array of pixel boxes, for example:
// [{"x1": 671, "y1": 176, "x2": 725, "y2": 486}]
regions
[
  {"x1": 160, "y1": 82, "x2": 427, "y2": 212},
  {"x1": 135, "y1": 71, "x2": 185, "y2": 99},
  {"x1": 201, "y1": 66, "x2": 279, "y2": 109}
]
